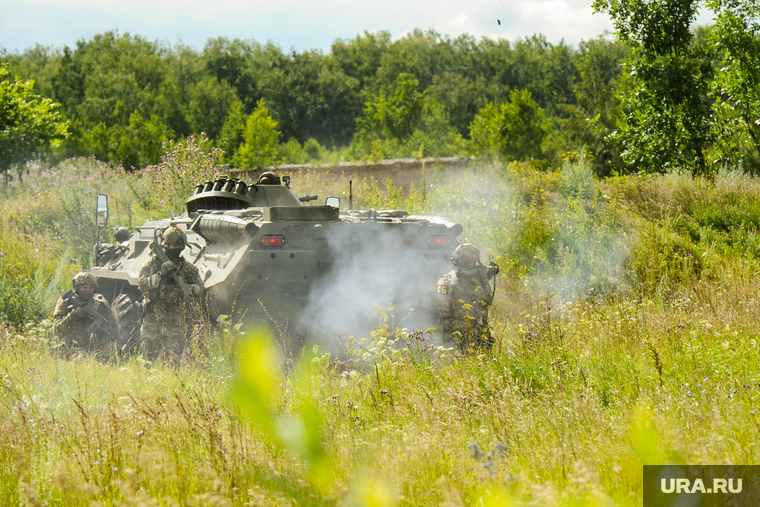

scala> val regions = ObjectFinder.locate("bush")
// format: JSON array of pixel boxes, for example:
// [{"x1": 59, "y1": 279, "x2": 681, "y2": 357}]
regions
[
  {"x1": 136, "y1": 133, "x2": 223, "y2": 217},
  {"x1": 470, "y1": 89, "x2": 549, "y2": 163},
  {"x1": 234, "y1": 99, "x2": 280, "y2": 168}
]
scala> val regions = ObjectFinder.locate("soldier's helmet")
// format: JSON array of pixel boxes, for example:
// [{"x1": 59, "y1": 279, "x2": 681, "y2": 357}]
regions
[
  {"x1": 451, "y1": 243, "x2": 480, "y2": 268},
  {"x1": 113, "y1": 226, "x2": 130, "y2": 243},
  {"x1": 72, "y1": 271, "x2": 97, "y2": 291},
  {"x1": 257, "y1": 172, "x2": 281, "y2": 185},
  {"x1": 162, "y1": 226, "x2": 187, "y2": 247}
]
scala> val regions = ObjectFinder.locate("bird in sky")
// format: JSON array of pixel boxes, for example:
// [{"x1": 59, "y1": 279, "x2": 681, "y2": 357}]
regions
[{"x1": 497, "y1": 19, "x2": 501, "y2": 25}]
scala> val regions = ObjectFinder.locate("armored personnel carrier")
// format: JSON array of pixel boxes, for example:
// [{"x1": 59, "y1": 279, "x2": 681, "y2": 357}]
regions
[{"x1": 92, "y1": 172, "x2": 464, "y2": 346}]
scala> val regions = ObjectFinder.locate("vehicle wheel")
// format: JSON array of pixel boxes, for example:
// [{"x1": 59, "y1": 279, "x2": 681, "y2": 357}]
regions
[{"x1": 112, "y1": 293, "x2": 142, "y2": 356}]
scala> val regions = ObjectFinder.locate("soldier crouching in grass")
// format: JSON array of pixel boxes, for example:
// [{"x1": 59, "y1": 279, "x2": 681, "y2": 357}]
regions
[
  {"x1": 436, "y1": 244, "x2": 499, "y2": 352},
  {"x1": 138, "y1": 225, "x2": 204, "y2": 364},
  {"x1": 53, "y1": 272, "x2": 120, "y2": 360}
]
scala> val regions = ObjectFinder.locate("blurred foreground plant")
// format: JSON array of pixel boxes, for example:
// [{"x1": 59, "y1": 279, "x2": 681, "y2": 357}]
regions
[{"x1": 230, "y1": 327, "x2": 337, "y2": 494}]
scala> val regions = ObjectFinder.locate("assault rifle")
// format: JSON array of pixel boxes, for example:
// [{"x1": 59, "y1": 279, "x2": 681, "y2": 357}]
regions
[
  {"x1": 488, "y1": 254, "x2": 498, "y2": 299},
  {"x1": 150, "y1": 241, "x2": 193, "y2": 297}
]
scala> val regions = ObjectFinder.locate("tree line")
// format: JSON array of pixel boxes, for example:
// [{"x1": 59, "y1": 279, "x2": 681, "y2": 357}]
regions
[
  {"x1": 2, "y1": 0, "x2": 759, "y2": 178},
  {"x1": 0, "y1": 29, "x2": 629, "y2": 175}
]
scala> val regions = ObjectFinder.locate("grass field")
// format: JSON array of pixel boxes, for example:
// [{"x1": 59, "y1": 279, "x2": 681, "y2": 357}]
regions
[{"x1": 2, "y1": 151, "x2": 760, "y2": 505}]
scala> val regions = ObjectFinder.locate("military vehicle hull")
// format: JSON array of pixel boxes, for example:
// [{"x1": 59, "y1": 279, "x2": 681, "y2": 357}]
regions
[{"x1": 93, "y1": 174, "x2": 462, "y2": 344}]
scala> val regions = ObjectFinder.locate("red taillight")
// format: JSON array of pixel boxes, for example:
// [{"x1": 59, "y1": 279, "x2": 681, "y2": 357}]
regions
[
  {"x1": 427, "y1": 235, "x2": 450, "y2": 247},
  {"x1": 261, "y1": 234, "x2": 285, "y2": 247}
]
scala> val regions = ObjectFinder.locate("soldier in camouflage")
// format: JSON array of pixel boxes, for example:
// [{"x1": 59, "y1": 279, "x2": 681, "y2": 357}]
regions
[
  {"x1": 436, "y1": 244, "x2": 499, "y2": 351},
  {"x1": 138, "y1": 225, "x2": 204, "y2": 363},
  {"x1": 94, "y1": 226, "x2": 131, "y2": 266},
  {"x1": 53, "y1": 272, "x2": 119, "y2": 359}
]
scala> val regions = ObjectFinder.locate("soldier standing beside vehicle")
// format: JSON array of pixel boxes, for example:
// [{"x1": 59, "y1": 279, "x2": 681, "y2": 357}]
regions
[
  {"x1": 53, "y1": 272, "x2": 119, "y2": 359},
  {"x1": 436, "y1": 244, "x2": 499, "y2": 351},
  {"x1": 138, "y1": 225, "x2": 204, "y2": 363}
]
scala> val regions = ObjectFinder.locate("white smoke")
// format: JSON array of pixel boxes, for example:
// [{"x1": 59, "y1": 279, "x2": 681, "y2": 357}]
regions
[{"x1": 298, "y1": 220, "x2": 451, "y2": 353}]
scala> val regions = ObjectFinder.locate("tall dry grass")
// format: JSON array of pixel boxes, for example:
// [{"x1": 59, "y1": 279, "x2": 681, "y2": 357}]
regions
[{"x1": 2, "y1": 154, "x2": 760, "y2": 504}]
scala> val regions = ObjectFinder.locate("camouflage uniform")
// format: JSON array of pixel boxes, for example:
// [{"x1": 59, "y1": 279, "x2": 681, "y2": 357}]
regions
[
  {"x1": 137, "y1": 227, "x2": 204, "y2": 363},
  {"x1": 436, "y1": 244, "x2": 499, "y2": 351},
  {"x1": 94, "y1": 227, "x2": 131, "y2": 266},
  {"x1": 53, "y1": 273, "x2": 119, "y2": 359}
]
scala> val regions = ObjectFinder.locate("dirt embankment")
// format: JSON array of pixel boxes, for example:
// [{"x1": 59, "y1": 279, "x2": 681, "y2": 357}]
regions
[{"x1": 226, "y1": 157, "x2": 473, "y2": 192}]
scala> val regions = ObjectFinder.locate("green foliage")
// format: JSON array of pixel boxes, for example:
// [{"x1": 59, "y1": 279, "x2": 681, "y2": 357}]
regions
[
  {"x1": 593, "y1": 0, "x2": 714, "y2": 173},
  {"x1": 352, "y1": 73, "x2": 467, "y2": 160},
  {"x1": 6, "y1": 259, "x2": 760, "y2": 504},
  {"x1": 0, "y1": 155, "x2": 148, "y2": 325},
  {"x1": 83, "y1": 112, "x2": 171, "y2": 170},
  {"x1": 234, "y1": 99, "x2": 281, "y2": 168},
  {"x1": 0, "y1": 223, "x2": 76, "y2": 327},
  {"x1": 276, "y1": 137, "x2": 326, "y2": 165},
  {"x1": 277, "y1": 137, "x2": 306, "y2": 164},
  {"x1": 3, "y1": 29, "x2": 632, "y2": 168},
  {"x1": 706, "y1": 0, "x2": 760, "y2": 171},
  {"x1": 359, "y1": 73, "x2": 424, "y2": 140},
  {"x1": 217, "y1": 100, "x2": 246, "y2": 163},
  {"x1": 49, "y1": 32, "x2": 183, "y2": 166},
  {"x1": 560, "y1": 37, "x2": 630, "y2": 176},
  {"x1": 186, "y1": 76, "x2": 238, "y2": 141},
  {"x1": 303, "y1": 138, "x2": 323, "y2": 162},
  {"x1": 0, "y1": 63, "x2": 68, "y2": 179},
  {"x1": 589, "y1": 0, "x2": 760, "y2": 174},
  {"x1": 138, "y1": 133, "x2": 223, "y2": 216},
  {"x1": 232, "y1": 329, "x2": 335, "y2": 492},
  {"x1": 470, "y1": 89, "x2": 548, "y2": 162}
]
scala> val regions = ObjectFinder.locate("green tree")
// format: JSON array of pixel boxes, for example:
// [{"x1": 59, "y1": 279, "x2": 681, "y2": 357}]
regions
[
  {"x1": 0, "y1": 64, "x2": 68, "y2": 179},
  {"x1": 470, "y1": 89, "x2": 548, "y2": 162},
  {"x1": 706, "y1": 0, "x2": 760, "y2": 170},
  {"x1": 2, "y1": 28, "x2": 636, "y2": 167},
  {"x1": 186, "y1": 76, "x2": 238, "y2": 140},
  {"x1": 351, "y1": 73, "x2": 466, "y2": 159},
  {"x1": 593, "y1": 0, "x2": 714, "y2": 173},
  {"x1": 109, "y1": 113, "x2": 171, "y2": 169},
  {"x1": 202, "y1": 37, "x2": 261, "y2": 114},
  {"x1": 359, "y1": 73, "x2": 424, "y2": 140},
  {"x1": 331, "y1": 31, "x2": 390, "y2": 93},
  {"x1": 235, "y1": 99, "x2": 280, "y2": 168},
  {"x1": 561, "y1": 37, "x2": 630, "y2": 176},
  {"x1": 217, "y1": 100, "x2": 247, "y2": 163}
]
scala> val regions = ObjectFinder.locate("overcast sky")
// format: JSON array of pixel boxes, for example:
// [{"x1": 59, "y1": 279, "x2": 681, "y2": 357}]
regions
[{"x1": 1, "y1": 0, "x2": 716, "y2": 53}]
